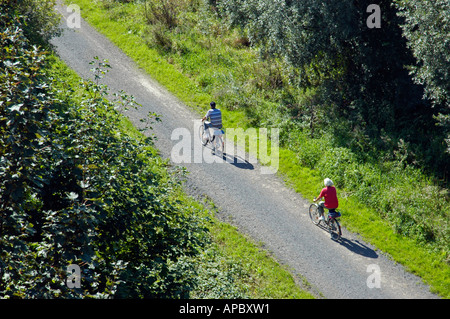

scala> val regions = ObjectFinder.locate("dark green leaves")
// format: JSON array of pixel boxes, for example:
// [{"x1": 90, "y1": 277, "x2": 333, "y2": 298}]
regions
[
  {"x1": 216, "y1": 0, "x2": 449, "y2": 176},
  {"x1": 0, "y1": 10, "x2": 205, "y2": 298},
  {"x1": 395, "y1": 0, "x2": 450, "y2": 152}
]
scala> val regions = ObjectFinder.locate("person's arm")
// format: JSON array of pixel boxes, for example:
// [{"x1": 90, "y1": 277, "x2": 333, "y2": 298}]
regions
[
  {"x1": 314, "y1": 188, "x2": 325, "y2": 202},
  {"x1": 202, "y1": 109, "x2": 211, "y2": 122}
]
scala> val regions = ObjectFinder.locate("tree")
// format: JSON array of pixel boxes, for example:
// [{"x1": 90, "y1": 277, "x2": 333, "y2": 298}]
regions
[
  {"x1": 218, "y1": 1, "x2": 423, "y2": 141},
  {"x1": 394, "y1": 0, "x2": 450, "y2": 152},
  {"x1": 216, "y1": 0, "x2": 449, "y2": 177},
  {"x1": 1, "y1": 7, "x2": 205, "y2": 298}
]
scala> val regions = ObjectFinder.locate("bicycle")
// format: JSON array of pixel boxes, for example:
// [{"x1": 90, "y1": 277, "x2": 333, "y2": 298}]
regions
[
  {"x1": 309, "y1": 201, "x2": 342, "y2": 241},
  {"x1": 199, "y1": 121, "x2": 224, "y2": 157}
]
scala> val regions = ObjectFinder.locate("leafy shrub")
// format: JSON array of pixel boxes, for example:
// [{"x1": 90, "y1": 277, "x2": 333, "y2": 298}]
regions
[
  {"x1": 143, "y1": 0, "x2": 184, "y2": 29},
  {"x1": 190, "y1": 248, "x2": 248, "y2": 299},
  {"x1": 0, "y1": 13, "x2": 209, "y2": 297},
  {"x1": 5, "y1": 0, "x2": 61, "y2": 44}
]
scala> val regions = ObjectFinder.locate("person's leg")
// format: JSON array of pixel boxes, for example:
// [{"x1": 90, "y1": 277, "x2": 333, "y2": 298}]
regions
[
  {"x1": 318, "y1": 202, "x2": 325, "y2": 221},
  {"x1": 204, "y1": 122, "x2": 212, "y2": 141}
]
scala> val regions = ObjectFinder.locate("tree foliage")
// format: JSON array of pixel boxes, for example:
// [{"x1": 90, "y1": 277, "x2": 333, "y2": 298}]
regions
[
  {"x1": 216, "y1": 0, "x2": 449, "y2": 178},
  {"x1": 1, "y1": 0, "x2": 61, "y2": 43},
  {"x1": 0, "y1": 7, "x2": 207, "y2": 298},
  {"x1": 394, "y1": 0, "x2": 450, "y2": 152}
]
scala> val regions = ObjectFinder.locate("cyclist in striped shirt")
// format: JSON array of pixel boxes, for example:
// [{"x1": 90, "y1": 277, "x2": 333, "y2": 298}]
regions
[
  {"x1": 201, "y1": 101, "x2": 223, "y2": 149},
  {"x1": 202, "y1": 101, "x2": 222, "y2": 129}
]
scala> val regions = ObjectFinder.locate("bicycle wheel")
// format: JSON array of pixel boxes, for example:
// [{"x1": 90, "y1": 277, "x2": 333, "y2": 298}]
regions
[
  {"x1": 329, "y1": 218, "x2": 341, "y2": 241},
  {"x1": 198, "y1": 124, "x2": 208, "y2": 146},
  {"x1": 309, "y1": 204, "x2": 321, "y2": 225}
]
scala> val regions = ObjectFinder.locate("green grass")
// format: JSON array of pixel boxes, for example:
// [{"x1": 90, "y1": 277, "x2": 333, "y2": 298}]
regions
[{"x1": 67, "y1": 0, "x2": 449, "y2": 298}]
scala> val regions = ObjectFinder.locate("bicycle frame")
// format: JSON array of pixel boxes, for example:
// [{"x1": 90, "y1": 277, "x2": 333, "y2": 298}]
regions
[
  {"x1": 202, "y1": 122, "x2": 222, "y2": 140},
  {"x1": 309, "y1": 203, "x2": 342, "y2": 241},
  {"x1": 199, "y1": 122, "x2": 224, "y2": 156}
]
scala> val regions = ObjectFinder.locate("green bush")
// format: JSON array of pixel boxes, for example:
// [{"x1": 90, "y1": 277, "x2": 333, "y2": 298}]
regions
[{"x1": 0, "y1": 14, "x2": 207, "y2": 297}]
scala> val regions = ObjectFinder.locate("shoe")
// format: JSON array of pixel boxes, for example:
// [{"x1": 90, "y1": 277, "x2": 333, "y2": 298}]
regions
[{"x1": 318, "y1": 215, "x2": 325, "y2": 222}]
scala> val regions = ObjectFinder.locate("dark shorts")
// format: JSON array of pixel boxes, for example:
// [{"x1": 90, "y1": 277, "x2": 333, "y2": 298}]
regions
[
  {"x1": 328, "y1": 210, "x2": 341, "y2": 219},
  {"x1": 318, "y1": 202, "x2": 340, "y2": 218}
]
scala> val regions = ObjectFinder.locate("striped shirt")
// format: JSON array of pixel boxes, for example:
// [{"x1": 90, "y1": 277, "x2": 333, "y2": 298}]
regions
[{"x1": 205, "y1": 108, "x2": 222, "y2": 128}]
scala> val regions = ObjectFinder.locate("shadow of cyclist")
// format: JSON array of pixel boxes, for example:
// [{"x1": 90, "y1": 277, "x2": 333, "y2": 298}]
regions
[
  {"x1": 338, "y1": 237, "x2": 378, "y2": 259},
  {"x1": 221, "y1": 152, "x2": 254, "y2": 170}
]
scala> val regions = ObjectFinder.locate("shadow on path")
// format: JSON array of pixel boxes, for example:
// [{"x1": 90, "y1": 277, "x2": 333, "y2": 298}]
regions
[
  {"x1": 338, "y1": 237, "x2": 378, "y2": 259},
  {"x1": 221, "y1": 152, "x2": 254, "y2": 170}
]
